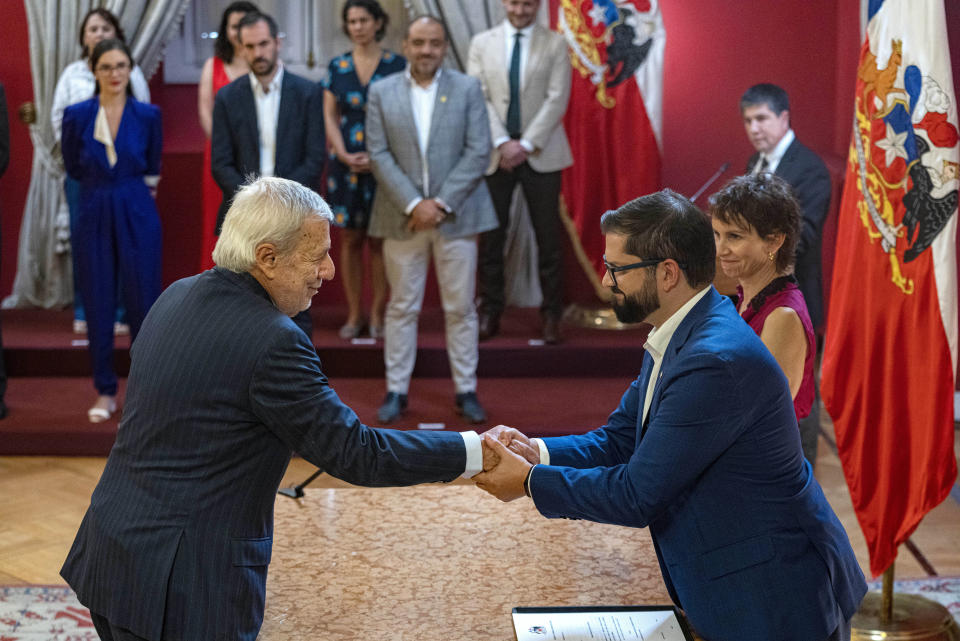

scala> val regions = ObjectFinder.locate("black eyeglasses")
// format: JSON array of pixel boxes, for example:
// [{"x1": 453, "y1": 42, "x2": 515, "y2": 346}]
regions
[{"x1": 602, "y1": 255, "x2": 665, "y2": 289}]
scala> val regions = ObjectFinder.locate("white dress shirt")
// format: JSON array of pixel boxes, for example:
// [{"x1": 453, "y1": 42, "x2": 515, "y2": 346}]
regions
[
  {"x1": 460, "y1": 431, "x2": 482, "y2": 478},
  {"x1": 51, "y1": 59, "x2": 150, "y2": 142},
  {"x1": 249, "y1": 64, "x2": 284, "y2": 177},
  {"x1": 403, "y1": 67, "x2": 446, "y2": 214},
  {"x1": 494, "y1": 21, "x2": 535, "y2": 152},
  {"x1": 752, "y1": 129, "x2": 795, "y2": 175}
]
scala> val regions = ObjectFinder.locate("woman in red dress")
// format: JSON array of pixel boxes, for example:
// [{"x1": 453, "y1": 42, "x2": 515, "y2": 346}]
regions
[{"x1": 197, "y1": 2, "x2": 258, "y2": 271}]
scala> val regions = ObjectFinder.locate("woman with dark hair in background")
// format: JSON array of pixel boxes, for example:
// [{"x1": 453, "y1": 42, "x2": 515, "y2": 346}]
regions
[
  {"x1": 710, "y1": 173, "x2": 818, "y2": 464},
  {"x1": 52, "y1": 8, "x2": 151, "y2": 337},
  {"x1": 61, "y1": 39, "x2": 163, "y2": 424},
  {"x1": 197, "y1": 1, "x2": 259, "y2": 271},
  {"x1": 322, "y1": 0, "x2": 405, "y2": 340}
]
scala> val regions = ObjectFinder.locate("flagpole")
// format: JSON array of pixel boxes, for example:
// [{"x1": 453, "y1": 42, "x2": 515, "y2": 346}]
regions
[{"x1": 849, "y1": 557, "x2": 960, "y2": 640}]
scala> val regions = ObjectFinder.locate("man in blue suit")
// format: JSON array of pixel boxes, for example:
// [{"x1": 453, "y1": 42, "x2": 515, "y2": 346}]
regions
[
  {"x1": 61, "y1": 177, "x2": 484, "y2": 641},
  {"x1": 475, "y1": 190, "x2": 866, "y2": 641}
]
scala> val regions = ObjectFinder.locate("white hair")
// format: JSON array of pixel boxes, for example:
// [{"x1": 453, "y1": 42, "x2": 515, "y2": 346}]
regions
[{"x1": 213, "y1": 176, "x2": 333, "y2": 272}]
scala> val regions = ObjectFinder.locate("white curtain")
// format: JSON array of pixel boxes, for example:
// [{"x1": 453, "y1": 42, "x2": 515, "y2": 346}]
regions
[
  {"x1": 403, "y1": 0, "x2": 542, "y2": 307},
  {"x1": 4, "y1": 0, "x2": 189, "y2": 310}
]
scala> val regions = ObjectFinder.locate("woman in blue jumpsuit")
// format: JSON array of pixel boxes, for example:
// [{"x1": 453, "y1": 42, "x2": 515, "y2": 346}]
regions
[{"x1": 61, "y1": 39, "x2": 162, "y2": 423}]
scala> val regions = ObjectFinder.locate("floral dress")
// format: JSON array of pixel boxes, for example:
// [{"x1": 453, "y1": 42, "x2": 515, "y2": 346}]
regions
[{"x1": 322, "y1": 50, "x2": 405, "y2": 228}]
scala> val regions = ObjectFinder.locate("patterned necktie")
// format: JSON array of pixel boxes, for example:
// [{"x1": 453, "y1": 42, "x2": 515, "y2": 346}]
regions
[{"x1": 507, "y1": 31, "x2": 523, "y2": 138}]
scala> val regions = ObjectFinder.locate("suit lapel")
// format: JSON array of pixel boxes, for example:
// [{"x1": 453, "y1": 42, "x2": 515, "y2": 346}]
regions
[
  {"x1": 489, "y1": 25, "x2": 509, "y2": 99},
  {"x1": 425, "y1": 71, "x2": 450, "y2": 155},
  {"x1": 643, "y1": 289, "x2": 719, "y2": 436},
  {"x1": 775, "y1": 138, "x2": 800, "y2": 180},
  {"x1": 523, "y1": 25, "x2": 545, "y2": 89},
  {"x1": 237, "y1": 80, "x2": 260, "y2": 171},
  {"x1": 275, "y1": 75, "x2": 296, "y2": 172}
]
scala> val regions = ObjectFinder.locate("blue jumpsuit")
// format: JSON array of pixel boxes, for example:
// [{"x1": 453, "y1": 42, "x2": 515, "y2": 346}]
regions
[{"x1": 62, "y1": 97, "x2": 162, "y2": 396}]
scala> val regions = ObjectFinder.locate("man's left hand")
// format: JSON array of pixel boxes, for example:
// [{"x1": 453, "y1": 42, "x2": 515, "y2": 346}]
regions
[
  {"x1": 498, "y1": 140, "x2": 528, "y2": 171},
  {"x1": 473, "y1": 435, "x2": 531, "y2": 502}
]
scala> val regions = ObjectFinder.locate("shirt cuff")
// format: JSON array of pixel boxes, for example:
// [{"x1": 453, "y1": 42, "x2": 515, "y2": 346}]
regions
[
  {"x1": 493, "y1": 135, "x2": 511, "y2": 148},
  {"x1": 404, "y1": 197, "x2": 423, "y2": 215},
  {"x1": 533, "y1": 438, "x2": 550, "y2": 465},
  {"x1": 519, "y1": 139, "x2": 534, "y2": 153},
  {"x1": 460, "y1": 430, "x2": 482, "y2": 478},
  {"x1": 434, "y1": 197, "x2": 452, "y2": 213},
  {"x1": 144, "y1": 175, "x2": 160, "y2": 188}
]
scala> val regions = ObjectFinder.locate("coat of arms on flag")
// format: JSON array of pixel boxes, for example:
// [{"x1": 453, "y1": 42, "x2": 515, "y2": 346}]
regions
[{"x1": 852, "y1": 29, "x2": 959, "y2": 293}]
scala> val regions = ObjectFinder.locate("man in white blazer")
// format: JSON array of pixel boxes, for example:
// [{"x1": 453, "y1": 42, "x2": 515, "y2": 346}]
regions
[{"x1": 467, "y1": 0, "x2": 573, "y2": 344}]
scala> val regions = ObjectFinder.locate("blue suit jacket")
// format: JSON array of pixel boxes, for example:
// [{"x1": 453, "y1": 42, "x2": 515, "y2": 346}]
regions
[
  {"x1": 61, "y1": 268, "x2": 466, "y2": 640},
  {"x1": 531, "y1": 288, "x2": 865, "y2": 641},
  {"x1": 211, "y1": 70, "x2": 325, "y2": 233}
]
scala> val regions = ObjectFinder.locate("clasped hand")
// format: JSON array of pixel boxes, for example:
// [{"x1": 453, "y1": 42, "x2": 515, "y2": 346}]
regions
[{"x1": 472, "y1": 425, "x2": 539, "y2": 502}]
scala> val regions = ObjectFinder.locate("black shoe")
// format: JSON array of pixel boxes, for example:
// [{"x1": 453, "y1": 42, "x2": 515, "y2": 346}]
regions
[
  {"x1": 0, "y1": 400, "x2": 7, "y2": 420},
  {"x1": 455, "y1": 392, "x2": 487, "y2": 424},
  {"x1": 478, "y1": 312, "x2": 500, "y2": 341},
  {"x1": 377, "y1": 392, "x2": 407, "y2": 423}
]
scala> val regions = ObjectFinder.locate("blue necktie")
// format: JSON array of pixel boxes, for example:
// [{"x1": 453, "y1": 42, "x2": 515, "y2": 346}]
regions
[{"x1": 507, "y1": 31, "x2": 522, "y2": 138}]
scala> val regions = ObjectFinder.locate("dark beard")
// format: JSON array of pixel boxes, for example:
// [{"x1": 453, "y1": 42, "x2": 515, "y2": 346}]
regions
[{"x1": 611, "y1": 283, "x2": 659, "y2": 324}]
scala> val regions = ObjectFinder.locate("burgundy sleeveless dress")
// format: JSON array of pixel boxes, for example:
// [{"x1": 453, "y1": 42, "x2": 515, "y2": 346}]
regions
[{"x1": 738, "y1": 275, "x2": 815, "y2": 418}]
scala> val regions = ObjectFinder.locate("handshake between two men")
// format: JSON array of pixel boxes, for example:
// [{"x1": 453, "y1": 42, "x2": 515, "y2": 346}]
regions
[{"x1": 472, "y1": 426, "x2": 541, "y2": 502}]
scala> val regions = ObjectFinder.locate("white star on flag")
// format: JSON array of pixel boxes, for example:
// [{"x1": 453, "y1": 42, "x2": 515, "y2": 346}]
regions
[
  {"x1": 875, "y1": 122, "x2": 909, "y2": 167},
  {"x1": 587, "y1": 2, "x2": 609, "y2": 26}
]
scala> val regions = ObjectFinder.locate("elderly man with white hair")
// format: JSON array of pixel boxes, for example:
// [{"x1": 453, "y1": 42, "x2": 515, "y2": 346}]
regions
[{"x1": 61, "y1": 176, "x2": 484, "y2": 641}]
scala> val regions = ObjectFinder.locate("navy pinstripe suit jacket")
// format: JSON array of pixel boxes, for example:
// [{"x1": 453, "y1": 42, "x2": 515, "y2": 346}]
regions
[{"x1": 61, "y1": 268, "x2": 466, "y2": 640}]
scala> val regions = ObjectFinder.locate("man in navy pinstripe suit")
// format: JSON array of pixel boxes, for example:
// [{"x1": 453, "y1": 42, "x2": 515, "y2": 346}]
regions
[{"x1": 61, "y1": 177, "x2": 484, "y2": 641}]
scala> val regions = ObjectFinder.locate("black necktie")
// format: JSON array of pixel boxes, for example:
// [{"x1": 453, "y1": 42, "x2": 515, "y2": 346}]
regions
[
  {"x1": 507, "y1": 31, "x2": 522, "y2": 138},
  {"x1": 757, "y1": 156, "x2": 769, "y2": 174}
]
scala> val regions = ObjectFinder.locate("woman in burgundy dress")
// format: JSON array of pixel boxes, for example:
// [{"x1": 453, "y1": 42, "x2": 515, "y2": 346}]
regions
[
  {"x1": 709, "y1": 174, "x2": 816, "y2": 424},
  {"x1": 197, "y1": 2, "x2": 258, "y2": 271}
]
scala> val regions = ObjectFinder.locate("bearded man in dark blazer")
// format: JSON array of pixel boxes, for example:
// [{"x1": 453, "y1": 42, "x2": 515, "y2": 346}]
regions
[{"x1": 61, "y1": 177, "x2": 484, "y2": 641}]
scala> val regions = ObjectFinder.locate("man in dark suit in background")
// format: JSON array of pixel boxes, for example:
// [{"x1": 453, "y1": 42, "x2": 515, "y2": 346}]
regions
[
  {"x1": 0, "y1": 83, "x2": 9, "y2": 418},
  {"x1": 474, "y1": 190, "x2": 865, "y2": 641},
  {"x1": 61, "y1": 177, "x2": 484, "y2": 641},
  {"x1": 212, "y1": 11, "x2": 324, "y2": 336},
  {"x1": 467, "y1": 0, "x2": 573, "y2": 344},
  {"x1": 741, "y1": 83, "x2": 830, "y2": 466}
]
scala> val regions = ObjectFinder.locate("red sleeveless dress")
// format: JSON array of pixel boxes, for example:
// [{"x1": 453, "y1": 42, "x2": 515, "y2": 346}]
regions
[{"x1": 200, "y1": 57, "x2": 231, "y2": 271}]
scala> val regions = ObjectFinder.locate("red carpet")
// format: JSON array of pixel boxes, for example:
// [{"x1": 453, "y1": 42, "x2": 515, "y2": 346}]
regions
[{"x1": 0, "y1": 306, "x2": 648, "y2": 455}]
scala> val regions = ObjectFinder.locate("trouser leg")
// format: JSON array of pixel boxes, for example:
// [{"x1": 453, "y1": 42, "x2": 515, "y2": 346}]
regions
[
  {"x1": 113, "y1": 197, "x2": 162, "y2": 341},
  {"x1": 518, "y1": 164, "x2": 564, "y2": 318},
  {"x1": 74, "y1": 199, "x2": 118, "y2": 396},
  {"x1": 65, "y1": 176, "x2": 85, "y2": 323},
  {"x1": 478, "y1": 169, "x2": 518, "y2": 316},
  {"x1": 383, "y1": 232, "x2": 431, "y2": 394},
  {"x1": 434, "y1": 233, "x2": 479, "y2": 394}
]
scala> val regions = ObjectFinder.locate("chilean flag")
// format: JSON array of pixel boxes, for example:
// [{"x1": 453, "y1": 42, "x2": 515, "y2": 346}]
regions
[
  {"x1": 549, "y1": 0, "x2": 664, "y2": 293},
  {"x1": 821, "y1": 0, "x2": 959, "y2": 577}
]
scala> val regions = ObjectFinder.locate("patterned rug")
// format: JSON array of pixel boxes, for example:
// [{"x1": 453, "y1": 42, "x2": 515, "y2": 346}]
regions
[
  {"x1": 1, "y1": 578, "x2": 957, "y2": 640},
  {"x1": 0, "y1": 586, "x2": 95, "y2": 640}
]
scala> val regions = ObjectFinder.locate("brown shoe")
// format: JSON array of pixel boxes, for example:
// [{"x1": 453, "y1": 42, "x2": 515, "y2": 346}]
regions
[
  {"x1": 478, "y1": 312, "x2": 500, "y2": 341},
  {"x1": 542, "y1": 316, "x2": 561, "y2": 345}
]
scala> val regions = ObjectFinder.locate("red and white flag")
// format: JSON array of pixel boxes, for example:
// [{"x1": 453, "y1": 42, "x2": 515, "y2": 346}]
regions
[
  {"x1": 550, "y1": 0, "x2": 664, "y2": 290},
  {"x1": 821, "y1": 0, "x2": 958, "y2": 578}
]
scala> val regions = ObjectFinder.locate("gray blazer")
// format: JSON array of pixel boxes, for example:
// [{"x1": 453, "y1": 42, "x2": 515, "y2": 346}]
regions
[{"x1": 366, "y1": 69, "x2": 498, "y2": 240}]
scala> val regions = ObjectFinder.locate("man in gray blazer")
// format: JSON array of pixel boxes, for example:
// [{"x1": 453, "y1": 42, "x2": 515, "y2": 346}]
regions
[
  {"x1": 367, "y1": 16, "x2": 498, "y2": 424},
  {"x1": 467, "y1": 0, "x2": 573, "y2": 344},
  {"x1": 61, "y1": 177, "x2": 484, "y2": 641}
]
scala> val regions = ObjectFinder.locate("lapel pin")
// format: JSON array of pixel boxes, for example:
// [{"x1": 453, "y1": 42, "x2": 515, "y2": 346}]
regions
[{"x1": 440, "y1": 95, "x2": 447, "y2": 103}]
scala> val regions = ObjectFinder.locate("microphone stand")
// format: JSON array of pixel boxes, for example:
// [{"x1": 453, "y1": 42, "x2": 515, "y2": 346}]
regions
[
  {"x1": 689, "y1": 162, "x2": 731, "y2": 204},
  {"x1": 277, "y1": 467, "x2": 325, "y2": 499}
]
